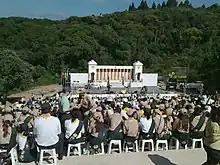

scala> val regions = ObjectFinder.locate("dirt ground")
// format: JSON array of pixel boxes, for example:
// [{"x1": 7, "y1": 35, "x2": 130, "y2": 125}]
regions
[{"x1": 8, "y1": 84, "x2": 61, "y2": 99}]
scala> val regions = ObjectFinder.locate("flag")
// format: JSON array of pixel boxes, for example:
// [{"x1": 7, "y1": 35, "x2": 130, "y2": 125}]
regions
[
  {"x1": 65, "y1": 69, "x2": 69, "y2": 80},
  {"x1": 61, "y1": 71, "x2": 65, "y2": 79}
]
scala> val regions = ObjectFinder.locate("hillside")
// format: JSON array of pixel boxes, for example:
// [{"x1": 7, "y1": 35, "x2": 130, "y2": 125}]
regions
[{"x1": 0, "y1": 2, "x2": 219, "y2": 96}]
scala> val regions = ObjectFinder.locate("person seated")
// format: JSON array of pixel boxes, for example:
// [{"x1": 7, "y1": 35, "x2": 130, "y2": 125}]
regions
[
  {"x1": 153, "y1": 109, "x2": 171, "y2": 140},
  {"x1": 172, "y1": 109, "x2": 190, "y2": 145},
  {"x1": 65, "y1": 110, "x2": 85, "y2": 145},
  {"x1": 33, "y1": 103, "x2": 64, "y2": 160},
  {"x1": 139, "y1": 108, "x2": 155, "y2": 140},
  {"x1": 108, "y1": 105, "x2": 124, "y2": 141},
  {"x1": 123, "y1": 109, "x2": 139, "y2": 146},
  {"x1": 0, "y1": 120, "x2": 17, "y2": 153},
  {"x1": 190, "y1": 106, "x2": 208, "y2": 139},
  {"x1": 16, "y1": 124, "x2": 36, "y2": 163},
  {"x1": 88, "y1": 112, "x2": 106, "y2": 154},
  {"x1": 2, "y1": 107, "x2": 14, "y2": 123},
  {"x1": 17, "y1": 106, "x2": 34, "y2": 132}
]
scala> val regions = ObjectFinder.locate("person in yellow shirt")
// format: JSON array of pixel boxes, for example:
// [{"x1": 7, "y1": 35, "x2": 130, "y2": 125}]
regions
[{"x1": 203, "y1": 106, "x2": 220, "y2": 165}]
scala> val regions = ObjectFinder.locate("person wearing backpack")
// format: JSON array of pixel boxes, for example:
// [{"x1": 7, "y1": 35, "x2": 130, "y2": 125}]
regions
[
  {"x1": 107, "y1": 105, "x2": 124, "y2": 141},
  {"x1": 17, "y1": 124, "x2": 37, "y2": 163},
  {"x1": 123, "y1": 109, "x2": 139, "y2": 145},
  {"x1": 139, "y1": 108, "x2": 155, "y2": 140},
  {"x1": 88, "y1": 111, "x2": 106, "y2": 154},
  {"x1": 172, "y1": 109, "x2": 190, "y2": 146},
  {"x1": 190, "y1": 106, "x2": 208, "y2": 139},
  {"x1": 64, "y1": 110, "x2": 85, "y2": 145}
]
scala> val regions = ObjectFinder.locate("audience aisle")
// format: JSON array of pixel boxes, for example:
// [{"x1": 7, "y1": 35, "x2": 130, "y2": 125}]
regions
[{"x1": 18, "y1": 149, "x2": 206, "y2": 165}]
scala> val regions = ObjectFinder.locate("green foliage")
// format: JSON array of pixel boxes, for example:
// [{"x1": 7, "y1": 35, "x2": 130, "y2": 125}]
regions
[
  {"x1": 0, "y1": 49, "x2": 35, "y2": 97},
  {"x1": 0, "y1": 3, "x2": 219, "y2": 95}
]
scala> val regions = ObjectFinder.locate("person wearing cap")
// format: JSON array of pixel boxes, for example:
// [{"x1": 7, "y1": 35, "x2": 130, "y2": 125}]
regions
[
  {"x1": 34, "y1": 103, "x2": 64, "y2": 160},
  {"x1": 123, "y1": 109, "x2": 139, "y2": 144},
  {"x1": 203, "y1": 106, "x2": 220, "y2": 165},
  {"x1": 108, "y1": 105, "x2": 124, "y2": 141}
]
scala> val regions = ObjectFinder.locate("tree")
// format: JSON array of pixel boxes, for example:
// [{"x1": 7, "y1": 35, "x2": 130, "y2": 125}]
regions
[
  {"x1": 178, "y1": 1, "x2": 184, "y2": 7},
  {"x1": 201, "y1": 4, "x2": 206, "y2": 8},
  {"x1": 138, "y1": 0, "x2": 149, "y2": 9},
  {"x1": 157, "y1": 3, "x2": 161, "y2": 8},
  {"x1": 183, "y1": 0, "x2": 192, "y2": 7},
  {"x1": 129, "y1": 2, "x2": 136, "y2": 11},
  {"x1": 166, "y1": 0, "x2": 178, "y2": 7},
  {"x1": 152, "y1": 2, "x2": 156, "y2": 9},
  {"x1": 0, "y1": 4, "x2": 220, "y2": 94},
  {"x1": 162, "y1": 1, "x2": 166, "y2": 7},
  {"x1": 0, "y1": 49, "x2": 34, "y2": 99}
]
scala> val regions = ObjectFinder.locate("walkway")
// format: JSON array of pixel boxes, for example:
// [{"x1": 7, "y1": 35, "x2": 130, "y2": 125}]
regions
[{"x1": 19, "y1": 148, "x2": 206, "y2": 165}]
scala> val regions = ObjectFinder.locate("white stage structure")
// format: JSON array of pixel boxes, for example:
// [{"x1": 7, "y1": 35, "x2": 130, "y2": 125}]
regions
[{"x1": 70, "y1": 60, "x2": 158, "y2": 88}]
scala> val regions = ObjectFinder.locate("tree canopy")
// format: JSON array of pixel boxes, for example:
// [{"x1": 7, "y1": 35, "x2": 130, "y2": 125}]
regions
[{"x1": 0, "y1": 1, "x2": 219, "y2": 95}]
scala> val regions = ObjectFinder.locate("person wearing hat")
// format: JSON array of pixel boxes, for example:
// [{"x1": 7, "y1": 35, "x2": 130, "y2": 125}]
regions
[
  {"x1": 123, "y1": 109, "x2": 139, "y2": 144},
  {"x1": 34, "y1": 103, "x2": 64, "y2": 160},
  {"x1": 78, "y1": 90, "x2": 93, "y2": 115}
]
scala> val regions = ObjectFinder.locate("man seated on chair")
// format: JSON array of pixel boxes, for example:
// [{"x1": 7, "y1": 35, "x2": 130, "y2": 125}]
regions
[
  {"x1": 34, "y1": 103, "x2": 64, "y2": 160},
  {"x1": 108, "y1": 105, "x2": 124, "y2": 141},
  {"x1": 123, "y1": 109, "x2": 139, "y2": 147}
]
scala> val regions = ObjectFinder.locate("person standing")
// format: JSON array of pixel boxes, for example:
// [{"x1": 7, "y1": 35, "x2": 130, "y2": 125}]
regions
[
  {"x1": 59, "y1": 88, "x2": 72, "y2": 132},
  {"x1": 203, "y1": 106, "x2": 220, "y2": 165}
]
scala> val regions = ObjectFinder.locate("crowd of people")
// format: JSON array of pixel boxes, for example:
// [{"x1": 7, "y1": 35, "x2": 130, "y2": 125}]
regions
[{"x1": 0, "y1": 88, "x2": 220, "y2": 165}]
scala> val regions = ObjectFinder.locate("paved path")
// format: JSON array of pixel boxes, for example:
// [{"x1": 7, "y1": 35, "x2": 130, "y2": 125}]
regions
[{"x1": 19, "y1": 148, "x2": 206, "y2": 165}]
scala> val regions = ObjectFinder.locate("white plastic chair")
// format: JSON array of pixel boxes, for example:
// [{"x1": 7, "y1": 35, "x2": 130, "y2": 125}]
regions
[
  {"x1": 67, "y1": 143, "x2": 83, "y2": 156},
  {"x1": 87, "y1": 142, "x2": 105, "y2": 155},
  {"x1": 108, "y1": 140, "x2": 122, "y2": 154},
  {"x1": 155, "y1": 140, "x2": 168, "y2": 151},
  {"x1": 141, "y1": 139, "x2": 154, "y2": 152},
  {"x1": 124, "y1": 140, "x2": 139, "y2": 153},
  {"x1": 39, "y1": 148, "x2": 57, "y2": 165},
  {"x1": 191, "y1": 138, "x2": 203, "y2": 149},
  {"x1": 170, "y1": 137, "x2": 187, "y2": 150}
]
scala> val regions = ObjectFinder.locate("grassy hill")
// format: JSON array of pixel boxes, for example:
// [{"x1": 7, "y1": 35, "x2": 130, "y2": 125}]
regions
[{"x1": 0, "y1": 3, "x2": 219, "y2": 96}]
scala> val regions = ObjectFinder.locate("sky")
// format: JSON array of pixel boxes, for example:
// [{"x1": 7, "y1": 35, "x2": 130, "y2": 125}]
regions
[{"x1": 0, "y1": 0, "x2": 219, "y2": 20}]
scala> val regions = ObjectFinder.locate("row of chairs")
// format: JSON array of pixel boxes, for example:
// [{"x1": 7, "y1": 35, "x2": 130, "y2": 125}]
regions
[
  {"x1": 67, "y1": 137, "x2": 204, "y2": 156},
  {"x1": 0, "y1": 137, "x2": 203, "y2": 165}
]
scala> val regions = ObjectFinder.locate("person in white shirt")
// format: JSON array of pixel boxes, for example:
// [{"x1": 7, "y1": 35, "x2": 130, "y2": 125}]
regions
[
  {"x1": 34, "y1": 103, "x2": 64, "y2": 160},
  {"x1": 139, "y1": 108, "x2": 155, "y2": 140},
  {"x1": 65, "y1": 110, "x2": 85, "y2": 144}
]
